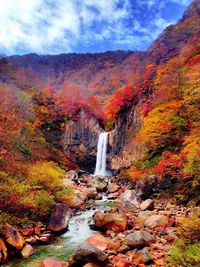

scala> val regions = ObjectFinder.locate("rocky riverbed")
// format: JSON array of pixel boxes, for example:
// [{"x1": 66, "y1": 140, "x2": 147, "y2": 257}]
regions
[{"x1": 0, "y1": 172, "x2": 194, "y2": 267}]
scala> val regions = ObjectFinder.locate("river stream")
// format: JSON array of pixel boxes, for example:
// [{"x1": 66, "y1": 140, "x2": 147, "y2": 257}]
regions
[{"x1": 3, "y1": 196, "x2": 111, "y2": 267}]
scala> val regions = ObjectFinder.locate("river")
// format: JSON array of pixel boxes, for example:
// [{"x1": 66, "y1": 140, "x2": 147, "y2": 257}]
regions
[{"x1": 3, "y1": 195, "x2": 112, "y2": 267}]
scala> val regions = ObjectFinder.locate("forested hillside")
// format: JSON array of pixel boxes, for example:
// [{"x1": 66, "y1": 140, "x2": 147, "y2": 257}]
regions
[{"x1": 0, "y1": 0, "x2": 199, "y2": 266}]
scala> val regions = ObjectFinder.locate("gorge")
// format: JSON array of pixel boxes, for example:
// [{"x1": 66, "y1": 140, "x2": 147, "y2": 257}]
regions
[{"x1": 0, "y1": 0, "x2": 200, "y2": 266}]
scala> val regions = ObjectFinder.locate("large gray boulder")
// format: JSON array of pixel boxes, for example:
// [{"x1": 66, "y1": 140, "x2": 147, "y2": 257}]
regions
[
  {"x1": 47, "y1": 204, "x2": 71, "y2": 232},
  {"x1": 70, "y1": 243, "x2": 107, "y2": 266},
  {"x1": 125, "y1": 230, "x2": 154, "y2": 248}
]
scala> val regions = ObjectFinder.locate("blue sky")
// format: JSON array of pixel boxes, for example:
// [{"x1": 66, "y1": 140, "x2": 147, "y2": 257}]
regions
[{"x1": 0, "y1": 0, "x2": 193, "y2": 55}]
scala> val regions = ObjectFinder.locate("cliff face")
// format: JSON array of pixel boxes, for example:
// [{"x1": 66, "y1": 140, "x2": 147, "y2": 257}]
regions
[
  {"x1": 62, "y1": 109, "x2": 103, "y2": 172},
  {"x1": 107, "y1": 101, "x2": 145, "y2": 170}
]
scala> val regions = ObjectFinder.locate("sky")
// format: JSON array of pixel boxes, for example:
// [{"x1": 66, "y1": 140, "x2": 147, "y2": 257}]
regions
[{"x1": 0, "y1": 0, "x2": 194, "y2": 55}]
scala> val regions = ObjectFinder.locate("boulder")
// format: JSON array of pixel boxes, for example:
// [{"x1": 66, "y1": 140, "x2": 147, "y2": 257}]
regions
[
  {"x1": 136, "y1": 211, "x2": 157, "y2": 227},
  {"x1": 144, "y1": 215, "x2": 169, "y2": 228},
  {"x1": 83, "y1": 187, "x2": 97, "y2": 199},
  {"x1": 63, "y1": 178, "x2": 76, "y2": 188},
  {"x1": 40, "y1": 258, "x2": 67, "y2": 267},
  {"x1": 93, "y1": 211, "x2": 127, "y2": 231},
  {"x1": 125, "y1": 230, "x2": 153, "y2": 249},
  {"x1": 21, "y1": 244, "x2": 34, "y2": 258},
  {"x1": 71, "y1": 243, "x2": 107, "y2": 265},
  {"x1": 94, "y1": 181, "x2": 107, "y2": 192},
  {"x1": 3, "y1": 224, "x2": 25, "y2": 250},
  {"x1": 65, "y1": 170, "x2": 78, "y2": 181},
  {"x1": 107, "y1": 183, "x2": 120, "y2": 193},
  {"x1": 68, "y1": 190, "x2": 87, "y2": 208},
  {"x1": 85, "y1": 234, "x2": 109, "y2": 251},
  {"x1": 111, "y1": 254, "x2": 132, "y2": 267},
  {"x1": 121, "y1": 190, "x2": 141, "y2": 210},
  {"x1": 133, "y1": 247, "x2": 153, "y2": 264},
  {"x1": 0, "y1": 238, "x2": 8, "y2": 263},
  {"x1": 140, "y1": 199, "x2": 154, "y2": 211},
  {"x1": 136, "y1": 175, "x2": 158, "y2": 199},
  {"x1": 83, "y1": 263, "x2": 101, "y2": 267},
  {"x1": 47, "y1": 204, "x2": 71, "y2": 232}
]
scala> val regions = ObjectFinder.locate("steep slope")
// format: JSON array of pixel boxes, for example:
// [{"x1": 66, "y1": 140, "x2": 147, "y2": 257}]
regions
[{"x1": 0, "y1": 50, "x2": 148, "y2": 105}]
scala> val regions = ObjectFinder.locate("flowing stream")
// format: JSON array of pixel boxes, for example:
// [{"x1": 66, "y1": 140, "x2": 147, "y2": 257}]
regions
[
  {"x1": 94, "y1": 132, "x2": 110, "y2": 176},
  {"x1": 3, "y1": 196, "x2": 111, "y2": 267}
]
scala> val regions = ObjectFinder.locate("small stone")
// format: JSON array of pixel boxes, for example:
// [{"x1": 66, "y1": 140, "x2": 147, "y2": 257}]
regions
[
  {"x1": 140, "y1": 199, "x2": 154, "y2": 211},
  {"x1": 21, "y1": 244, "x2": 34, "y2": 258}
]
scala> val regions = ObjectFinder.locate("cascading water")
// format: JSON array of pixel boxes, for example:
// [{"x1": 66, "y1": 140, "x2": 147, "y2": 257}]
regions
[{"x1": 94, "y1": 132, "x2": 110, "y2": 176}]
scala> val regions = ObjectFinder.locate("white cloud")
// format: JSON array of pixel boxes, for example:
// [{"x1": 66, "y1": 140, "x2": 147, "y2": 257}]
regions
[
  {"x1": 0, "y1": 0, "x2": 130, "y2": 54},
  {"x1": 0, "y1": 0, "x2": 192, "y2": 55}
]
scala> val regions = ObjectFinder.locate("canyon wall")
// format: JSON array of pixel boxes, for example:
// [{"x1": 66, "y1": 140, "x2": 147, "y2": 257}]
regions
[
  {"x1": 108, "y1": 101, "x2": 145, "y2": 170},
  {"x1": 62, "y1": 108, "x2": 103, "y2": 172}
]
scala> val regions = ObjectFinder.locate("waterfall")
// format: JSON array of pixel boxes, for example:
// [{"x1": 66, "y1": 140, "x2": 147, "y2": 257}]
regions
[{"x1": 94, "y1": 132, "x2": 109, "y2": 176}]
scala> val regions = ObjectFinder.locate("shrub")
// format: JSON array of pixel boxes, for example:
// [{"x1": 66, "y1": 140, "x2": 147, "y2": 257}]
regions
[{"x1": 28, "y1": 161, "x2": 65, "y2": 191}]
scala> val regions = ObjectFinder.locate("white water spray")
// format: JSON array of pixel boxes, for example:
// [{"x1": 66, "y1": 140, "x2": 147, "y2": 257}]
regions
[{"x1": 94, "y1": 132, "x2": 109, "y2": 176}]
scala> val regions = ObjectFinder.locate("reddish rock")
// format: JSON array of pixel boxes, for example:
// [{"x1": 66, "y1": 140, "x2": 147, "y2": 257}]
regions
[
  {"x1": 40, "y1": 258, "x2": 67, "y2": 267},
  {"x1": 20, "y1": 228, "x2": 34, "y2": 236},
  {"x1": 144, "y1": 215, "x2": 169, "y2": 228},
  {"x1": 83, "y1": 263, "x2": 101, "y2": 267},
  {"x1": 85, "y1": 234, "x2": 109, "y2": 251},
  {"x1": 107, "y1": 183, "x2": 120, "y2": 193},
  {"x1": 133, "y1": 247, "x2": 153, "y2": 264},
  {"x1": 140, "y1": 199, "x2": 154, "y2": 211},
  {"x1": 111, "y1": 254, "x2": 132, "y2": 267},
  {"x1": 26, "y1": 236, "x2": 37, "y2": 244},
  {"x1": 4, "y1": 224, "x2": 25, "y2": 250},
  {"x1": 21, "y1": 244, "x2": 34, "y2": 258},
  {"x1": 0, "y1": 238, "x2": 8, "y2": 263},
  {"x1": 35, "y1": 227, "x2": 41, "y2": 236},
  {"x1": 94, "y1": 211, "x2": 127, "y2": 231}
]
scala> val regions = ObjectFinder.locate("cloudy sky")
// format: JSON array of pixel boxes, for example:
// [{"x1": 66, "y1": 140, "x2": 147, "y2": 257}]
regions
[{"x1": 0, "y1": 0, "x2": 193, "y2": 55}]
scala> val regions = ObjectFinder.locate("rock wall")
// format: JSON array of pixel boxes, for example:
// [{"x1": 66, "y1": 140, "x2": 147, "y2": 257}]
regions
[
  {"x1": 62, "y1": 108, "x2": 103, "y2": 172},
  {"x1": 107, "y1": 101, "x2": 145, "y2": 170}
]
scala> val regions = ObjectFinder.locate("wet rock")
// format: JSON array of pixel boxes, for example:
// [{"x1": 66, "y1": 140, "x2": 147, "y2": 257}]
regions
[
  {"x1": 21, "y1": 244, "x2": 34, "y2": 258},
  {"x1": 3, "y1": 224, "x2": 25, "y2": 250},
  {"x1": 140, "y1": 199, "x2": 154, "y2": 211},
  {"x1": 85, "y1": 233, "x2": 109, "y2": 251},
  {"x1": 95, "y1": 195, "x2": 103, "y2": 200},
  {"x1": 144, "y1": 215, "x2": 169, "y2": 228},
  {"x1": 107, "y1": 183, "x2": 120, "y2": 193},
  {"x1": 94, "y1": 211, "x2": 127, "y2": 231},
  {"x1": 71, "y1": 243, "x2": 107, "y2": 265},
  {"x1": 136, "y1": 175, "x2": 158, "y2": 199},
  {"x1": 40, "y1": 258, "x2": 67, "y2": 267},
  {"x1": 125, "y1": 230, "x2": 153, "y2": 249},
  {"x1": 121, "y1": 190, "x2": 141, "y2": 210},
  {"x1": 47, "y1": 204, "x2": 71, "y2": 232},
  {"x1": 0, "y1": 238, "x2": 8, "y2": 263}
]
